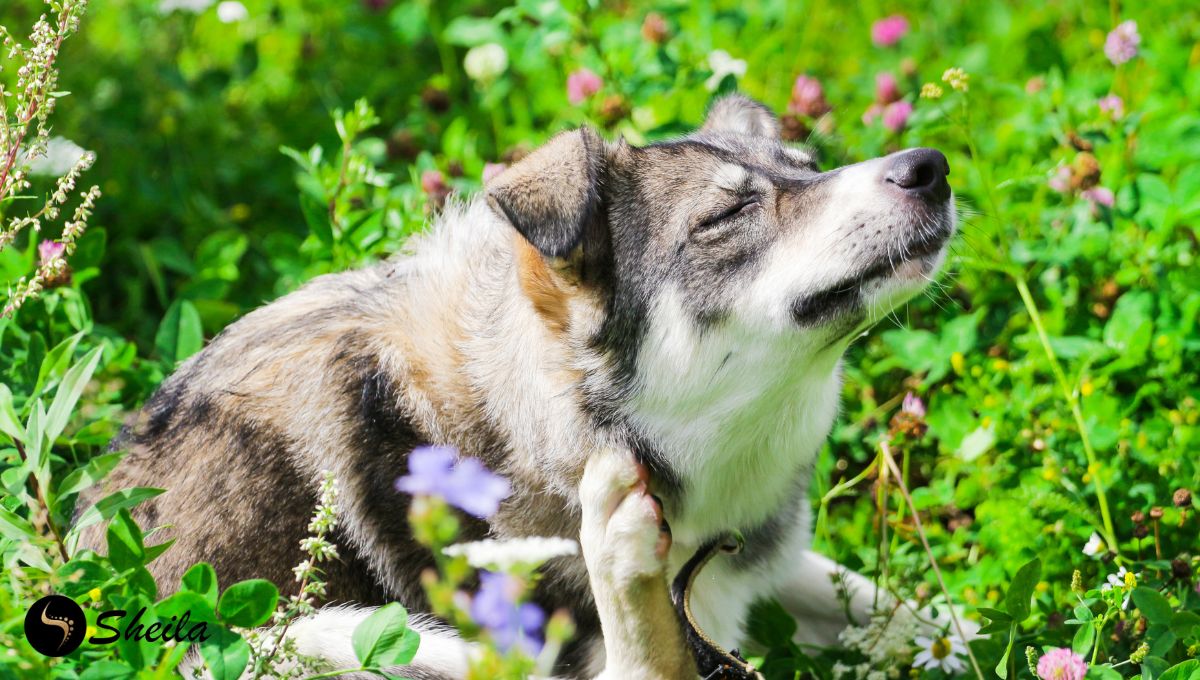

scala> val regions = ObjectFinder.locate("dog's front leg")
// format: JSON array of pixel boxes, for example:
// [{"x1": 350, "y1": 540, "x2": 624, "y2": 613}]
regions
[{"x1": 579, "y1": 452, "x2": 697, "y2": 680}]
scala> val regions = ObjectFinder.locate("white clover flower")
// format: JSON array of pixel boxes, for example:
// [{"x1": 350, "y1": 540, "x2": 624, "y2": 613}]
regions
[
  {"x1": 463, "y1": 43, "x2": 508, "y2": 83},
  {"x1": 1082, "y1": 532, "x2": 1105, "y2": 557},
  {"x1": 443, "y1": 536, "x2": 578, "y2": 571},
  {"x1": 216, "y1": 1, "x2": 248, "y2": 23},
  {"x1": 705, "y1": 49, "x2": 747, "y2": 91},
  {"x1": 159, "y1": 0, "x2": 215, "y2": 14},
  {"x1": 27, "y1": 137, "x2": 88, "y2": 177},
  {"x1": 913, "y1": 633, "x2": 969, "y2": 675}
]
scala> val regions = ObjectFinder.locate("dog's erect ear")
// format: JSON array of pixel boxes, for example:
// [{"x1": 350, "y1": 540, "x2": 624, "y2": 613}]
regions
[
  {"x1": 701, "y1": 94, "x2": 780, "y2": 138},
  {"x1": 486, "y1": 128, "x2": 606, "y2": 258}
]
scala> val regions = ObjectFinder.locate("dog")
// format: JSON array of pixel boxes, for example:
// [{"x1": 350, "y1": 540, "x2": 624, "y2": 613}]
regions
[{"x1": 81, "y1": 94, "x2": 955, "y2": 678}]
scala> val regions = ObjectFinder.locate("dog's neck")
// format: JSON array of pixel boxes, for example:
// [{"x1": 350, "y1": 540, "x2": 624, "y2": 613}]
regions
[{"x1": 605, "y1": 286, "x2": 845, "y2": 549}]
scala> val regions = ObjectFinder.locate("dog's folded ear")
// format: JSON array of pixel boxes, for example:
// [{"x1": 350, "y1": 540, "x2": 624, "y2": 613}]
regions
[
  {"x1": 701, "y1": 94, "x2": 780, "y2": 139},
  {"x1": 486, "y1": 127, "x2": 606, "y2": 259}
]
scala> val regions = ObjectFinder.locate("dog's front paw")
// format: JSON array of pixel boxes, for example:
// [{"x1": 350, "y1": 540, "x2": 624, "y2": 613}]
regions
[{"x1": 579, "y1": 451, "x2": 671, "y2": 585}]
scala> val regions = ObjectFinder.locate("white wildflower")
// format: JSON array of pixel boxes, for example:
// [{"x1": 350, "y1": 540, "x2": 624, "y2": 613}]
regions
[
  {"x1": 913, "y1": 633, "x2": 969, "y2": 675},
  {"x1": 838, "y1": 605, "x2": 919, "y2": 668},
  {"x1": 463, "y1": 43, "x2": 508, "y2": 83},
  {"x1": 705, "y1": 49, "x2": 747, "y2": 91},
  {"x1": 444, "y1": 536, "x2": 578, "y2": 571},
  {"x1": 1082, "y1": 532, "x2": 1105, "y2": 557},
  {"x1": 216, "y1": 1, "x2": 248, "y2": 23}
]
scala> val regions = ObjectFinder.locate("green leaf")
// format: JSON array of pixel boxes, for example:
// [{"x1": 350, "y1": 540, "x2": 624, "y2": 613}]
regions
[
  {"x1": 199, "y1": 626, "x2": 250, "y2": 680},
  {"x1": 1005, "y1": 557, "x2": 1042, "y2": 622},
  {"x1": 1072, "y1": 619, "x2": 1096, "y2": 656},
  {"x1": 56, "y1": 452, "x2": 123, "y2": 499},
  {"x1": 217, "y1": 579, "x2": 278, "y2": 628},
  {"x1": 0, "y1": 506, "x2": 37, "y2": 541},
  {"x1": 995, "y1": 622, "x2": 1016, "y2": 679},
  {"x1": 1132, "y1": 587, "x2": 1174, "y2": 626},
  {"x1": 44, "y1": 346, "x2": 103, "y2": 446},
  {"x1": 106, "y1": 508, "x2": 146, "y2": 572},
  {"x1": 69, "y1": 487, "x2": 165, "y2": 540},
  {"x1": 182, "y1": 563, "x2": 220, "y2": 609},
  {"x1": 155, "y1": 299, "x2": 205, "y2": 366},
  {"x1": 79, "y1": 660, "x2": 138, "y2": 680},
  {"x1": 299, "y1": 193, "x2": 334, "y2": 246},
  {"x1": 0, "y1": 383, "x2": 23, "y2": 440},
  {"x1": 1158, "y1": 660, "x2": 1199, "y2": 680},
  {"x1": 745, "y1": 598, "x2": 798, "y2": 648},
  {"x1": 353, "y1": 602, "x2": 421, "y2": 667},
  {"x1": 976, "y1": 607, "x2": 1012, "y2": 622},
  {"x1": 34, "y1": 331, "x2": 84, "y2": 399},
  {"x1": 959, "y1": 424, "x2": 996, "y2": 462},
  {"x1": 1171, "y1": 611, "x2": 1200, "y2": 637},
  {"x1": 442, "y1": 16, "x2": 503, "y2": 46},
  {"x1": 1085, "y1": 666, "x2": 1123, "y2": 680}
]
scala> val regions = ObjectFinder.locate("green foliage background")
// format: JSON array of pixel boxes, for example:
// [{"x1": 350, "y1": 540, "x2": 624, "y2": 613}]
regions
[{"x1": 1, "y1": 0, "x2": 1198, "y2": 677}]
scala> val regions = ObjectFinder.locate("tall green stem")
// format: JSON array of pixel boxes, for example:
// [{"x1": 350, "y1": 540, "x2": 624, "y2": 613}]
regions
[{"x1": 1013, "y1": 276, "x2": 1119, "y2": 554}]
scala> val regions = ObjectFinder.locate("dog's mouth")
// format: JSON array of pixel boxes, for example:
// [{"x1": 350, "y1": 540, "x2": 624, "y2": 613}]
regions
[{"x1": 790, "y1": 220, "x2": 953, "y2": 327}]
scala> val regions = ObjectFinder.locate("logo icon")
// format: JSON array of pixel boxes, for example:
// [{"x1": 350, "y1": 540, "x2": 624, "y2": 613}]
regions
[{"x1": 24, "y1": 595, "x2": 86, "y2": 657}]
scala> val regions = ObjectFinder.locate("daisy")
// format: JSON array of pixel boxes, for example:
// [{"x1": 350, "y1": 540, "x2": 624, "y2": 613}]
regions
[{"x1": 913, "y1": 633, "x2": 968, "y2": 675}]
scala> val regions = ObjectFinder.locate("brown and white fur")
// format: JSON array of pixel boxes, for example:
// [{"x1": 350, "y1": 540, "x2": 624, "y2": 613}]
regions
[{"x1": 82, "y1": 95, "x2": 956, "y2": 678}]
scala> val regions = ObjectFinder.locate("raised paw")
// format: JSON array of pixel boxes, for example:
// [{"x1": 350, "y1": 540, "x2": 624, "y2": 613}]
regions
[{"x1": 579, "y1": 451, "x2": 672, "y2": 585}]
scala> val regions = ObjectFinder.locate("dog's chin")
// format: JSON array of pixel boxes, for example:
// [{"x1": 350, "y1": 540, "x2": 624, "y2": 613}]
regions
[{"x1": 790, "y1": 234, "x2": 951, "y2": 337}]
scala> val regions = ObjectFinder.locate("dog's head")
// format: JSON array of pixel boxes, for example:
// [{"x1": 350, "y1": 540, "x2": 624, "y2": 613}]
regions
[{"x1": 487, "y1": 94, "x2": 955, "y2": 383}]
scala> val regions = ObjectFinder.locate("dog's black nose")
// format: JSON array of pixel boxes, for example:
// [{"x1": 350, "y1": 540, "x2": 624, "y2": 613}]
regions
[{"x1": 884, "y1": 148, "x2": 951, "y2": 203}]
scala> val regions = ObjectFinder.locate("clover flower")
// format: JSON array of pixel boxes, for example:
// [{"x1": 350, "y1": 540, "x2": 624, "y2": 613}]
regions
[
  {"x1": 444, "y1": 536, "x2": 578, "y2": 571},
  {"x1": 567, "y1": 68, "x2": 603, "y2": 104},
  {"x1": 871, "y1": 15, "x2": 909, "y2": 47},
  {"x1": 789, "y1": 75, "x2": 831, "y2": 117},
  {"x1": 882, "y1": 101, "x2": 913, "y2": 133},
  {"x1": 1104, "y1": 21, "x2": 1140, "y2": 66},
  {"x1": 470, "y1": 571, "x2": 546, "y2": 654},
  {"x1": 38, "y1": 240, "x2": 65, "y2": 266},
  {"x1": 1036, "y1": 648, "x2": 1087, "y2": 680},
  {"x1": 482, "y1": 163, "x2": 507, "y2": 184},
  {"x1": 1082, "y1": 187, "x2": 1114, "y2": 208},
  {"x1": 903, "y1": 392, "x2": 927, "y2": 418},
  {"x1": 396, "y1": 445, "x2": 511, "y2": 518},
  {"x1": 705, "y1": 50, "x2": 746, "y2": 92},
  {"x1": 1098, "y1": 94, "x2": 1124, "y2": 119},
  {"x1": 641, "y1": 12, "x2": 669, "y2": 44},
  {"x1": 913, "y1": 633, "x2": 968, "y2": 675},
  {"x1": 463, "y1": 43, "x2": 508, "y2": 83},
  {"x1": 876, "y1": 72, "x2": 901, "y2": 104}
]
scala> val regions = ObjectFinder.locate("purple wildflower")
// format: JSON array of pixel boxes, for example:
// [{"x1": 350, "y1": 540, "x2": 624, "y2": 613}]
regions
[
  {"x1": 1049, "y1": 166, "x2": 1072, "y2": 193},
  {"x1": 789, "y1": 75, "x2": 831, "y2": 117},
  {"x1": 482, "y1": 162, "x2": 507, "y2": 184},
  {"x1": 396, "y1": 446, "x2": 511, "y2": 518},
  {"x1": 1098, "y1": 94, "x2": 1124, "y2": 119},
  {"x1": 1036, "y1": 647, "x2": 1087, "y2": 680},
  {"x1": 871, "y1": 15, "x2": 909, "y2": 47},
  {"x1": 38, "y1": 240, "x2": 65, "y2": 266},
  {"x1": 882, "y1": 101, "x2": 913, "y2": 133},
  {"x1": 567, "y1": 68, "x2": 602, "y2": 105},
  {"x1": 470, "y1": 571, "x2": 545, "y2": 654},
  {"x1": 1082, "y1": 186, "x2": 1115, "y2": 208},
  {"x1": 876, "y1": 72, "x2": 901, "y2": 104},
  {"x1": 902, "y1": 392, "x2": 926, "y2": 418},
  {"x1": 1104, "y1": 21, "x2": 1140, "y2": 65}
]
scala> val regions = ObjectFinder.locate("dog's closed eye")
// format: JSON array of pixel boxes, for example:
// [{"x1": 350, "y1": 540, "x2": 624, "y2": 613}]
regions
[{"x1": 695, "y1": 194, "x2": 760, "y2": 233}]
